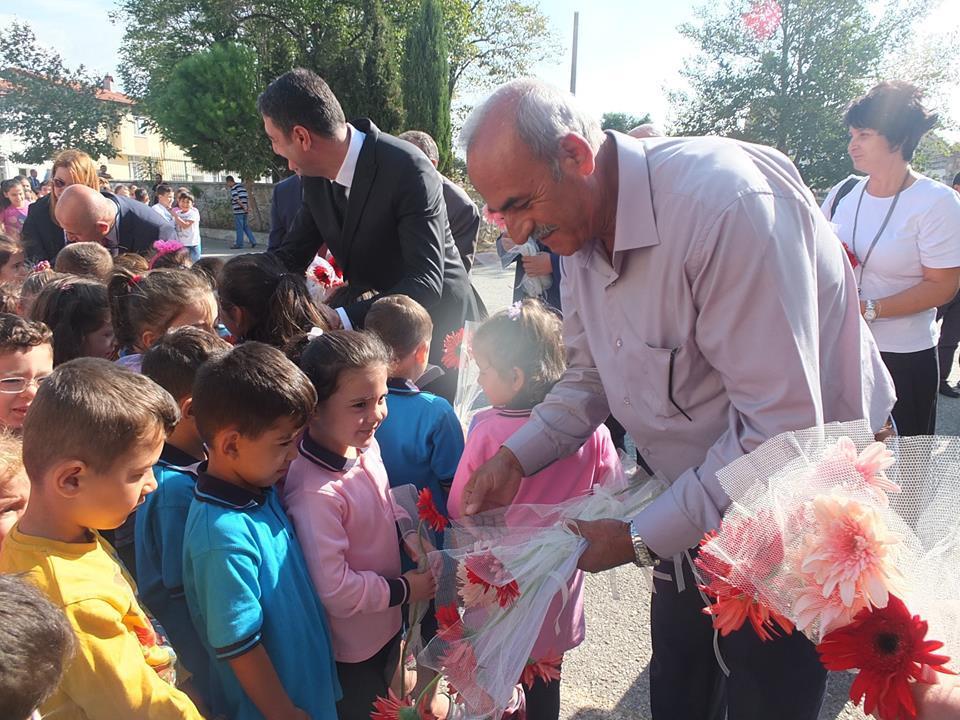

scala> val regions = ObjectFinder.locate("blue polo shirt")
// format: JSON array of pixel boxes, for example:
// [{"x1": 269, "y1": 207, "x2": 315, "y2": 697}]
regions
[
  {"x1": 135, "y1": 444, "x2": 221, "y2": 708},
  {"x1": 182, "y1": 467, "x2": 341, "y2": 720},
  {"x1": 375, "y1": 378, "x2": 464, "y2": 518}
]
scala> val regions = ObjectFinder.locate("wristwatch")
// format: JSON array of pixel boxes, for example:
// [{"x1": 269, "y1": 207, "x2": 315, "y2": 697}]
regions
[
  {"x1": 628, "y1": 520, "x2": 657, "y2": 567},
  {"x1": 864, "y1": 299, "x2": 879, "y2": 322}
]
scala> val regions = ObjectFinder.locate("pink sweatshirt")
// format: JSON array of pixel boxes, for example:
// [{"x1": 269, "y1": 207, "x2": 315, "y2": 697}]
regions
[
  {"x1": 282, "y1": 434, "x2": 403, "y2": 663},
  {"x1": 448, "y1": 408, "x2": 620, "y2": 660}
]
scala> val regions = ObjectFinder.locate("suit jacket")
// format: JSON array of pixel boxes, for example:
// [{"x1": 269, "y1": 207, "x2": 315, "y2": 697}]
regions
[
  {"x1": 274, "y1": 119, "x2": 476, "y2": 351},
  {"x1": 441, "y1": 177, "x2": 480, "y2": 273},
  {"x1": 22, "y1": 192, "x2": 171, "y2": 262},
  {"x1": 268, "y1": 174, "x2": 303, "y2": 250}
]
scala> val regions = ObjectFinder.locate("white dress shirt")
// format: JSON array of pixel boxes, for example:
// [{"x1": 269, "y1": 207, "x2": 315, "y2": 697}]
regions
[
  {"x1": 503, "y1": 133, "x2": 896, "y2": 559},
  {"x1": 333, "y1": 123, "x2": 366, "y2": 330}
]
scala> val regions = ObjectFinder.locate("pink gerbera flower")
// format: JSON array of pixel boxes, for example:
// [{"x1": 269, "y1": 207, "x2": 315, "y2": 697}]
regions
[
  {"x1": 824, "y1": 437, "x2": 900, "y2": 502},
  {"x1": 800, "y1": 495, "x2": 903, "y2": 610}
]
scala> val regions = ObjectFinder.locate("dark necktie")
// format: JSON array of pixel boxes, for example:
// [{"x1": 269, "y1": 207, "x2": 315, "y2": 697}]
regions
[{"x1": 332, "y1": 182, "x2": 348, "y2": 225}]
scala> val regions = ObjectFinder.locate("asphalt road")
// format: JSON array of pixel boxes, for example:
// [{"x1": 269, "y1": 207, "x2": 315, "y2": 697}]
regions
[{"x1": 467, "y1": 252, "x2": 960, "y2": 720}]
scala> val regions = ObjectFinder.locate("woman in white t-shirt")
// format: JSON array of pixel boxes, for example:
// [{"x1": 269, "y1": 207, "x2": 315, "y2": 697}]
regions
[{"x1": 822, "y1": 81, "x2": 960, "y2": 436}]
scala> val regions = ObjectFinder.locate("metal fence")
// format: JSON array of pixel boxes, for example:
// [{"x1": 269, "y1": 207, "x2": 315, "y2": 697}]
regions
[{"x1": 123, "y1": 155, "x2": 224, "y2": 184}]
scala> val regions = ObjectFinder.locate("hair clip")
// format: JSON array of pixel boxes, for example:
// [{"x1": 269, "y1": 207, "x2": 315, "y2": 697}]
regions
[
  {"x1": 308, "y1": 326, "x2": 325, "y2": 339},
  {"x1": 33, "y1": 260, "x2": 51, "y2": 273},
  {"x1": 506, "y1": 301, "x2": 523, "y2": 321}
]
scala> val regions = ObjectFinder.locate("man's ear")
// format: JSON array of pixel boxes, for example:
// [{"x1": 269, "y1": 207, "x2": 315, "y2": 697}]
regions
[
  {"x1": 292, "y1": 125, "x2": 312, "y2": 151},
  {"x1": 95, "y1": 220, "x2": 112, "y2": 238},
  {"x1": 50, "y1": 458, "x2": 88, "y2": 499},
  {"x1": 558, "y1": 133, "x2": 596, "y2": 177}
]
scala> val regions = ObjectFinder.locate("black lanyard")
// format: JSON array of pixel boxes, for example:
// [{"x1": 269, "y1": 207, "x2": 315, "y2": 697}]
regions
[{"x1": 850, "y1": 170, "x2": 911, "y2": 291}]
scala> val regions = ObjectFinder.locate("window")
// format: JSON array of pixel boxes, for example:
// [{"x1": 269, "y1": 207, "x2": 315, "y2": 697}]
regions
[{"x1": 133, "y1": 116, "x2": 150, "y2": 137}]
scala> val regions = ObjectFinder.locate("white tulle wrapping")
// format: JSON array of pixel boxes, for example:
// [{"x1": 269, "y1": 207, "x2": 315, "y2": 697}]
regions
[
  {"x1": 417, "y1": 473, "x2": 664, "y2": 719},
  {"x1": 702, "y1": 420, "x2": 960, "y2": 658}
]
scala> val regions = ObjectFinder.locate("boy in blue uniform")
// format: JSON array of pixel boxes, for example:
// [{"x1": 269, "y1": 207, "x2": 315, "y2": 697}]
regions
[
  {"x1": 183, "y1": 342, "x2": 340, "y2": 720},
  {"x1": 366, "y1": 295, "x2": 464, "y2": 518},
  {"x1": 136, "y1": 327, "x2": 231, "y2": 712}
]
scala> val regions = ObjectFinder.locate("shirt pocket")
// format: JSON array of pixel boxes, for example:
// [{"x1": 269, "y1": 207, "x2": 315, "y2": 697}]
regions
[
  {"x1": 636, "y1": 336, "x2": 721, "y2": 422},
  {"x1": 637, "y1": 344, "x2": 688, "y2": 420}
]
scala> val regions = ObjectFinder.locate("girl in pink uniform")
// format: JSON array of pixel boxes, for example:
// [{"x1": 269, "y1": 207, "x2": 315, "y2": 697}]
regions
[
  {"x1": 281, "y1": 329, "x2": 436, "y2": 720},
  {"x1": 447, "y1": 299, "x2": 621, "y2": 719}
]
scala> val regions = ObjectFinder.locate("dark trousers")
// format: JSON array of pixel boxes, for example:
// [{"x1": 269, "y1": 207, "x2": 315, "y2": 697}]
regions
[
  {"x1": 881, "y1": 347, "x2": 938, "y2": 437},
  {"x1": 937, "y1": 294, "x2": 960, "y2": 382},
  {"x1": 335, "y1": 633, "x2": 400, "y2": 720},
  {"x1": 525, "y1": 674, "x2": 561, "y2": 720},
  {"x1": 650, "y1": 555, "x2": 826, "y2": 720}
]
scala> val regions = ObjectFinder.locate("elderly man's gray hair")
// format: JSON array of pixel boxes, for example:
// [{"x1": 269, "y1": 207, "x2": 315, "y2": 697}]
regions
[
  {"x1": 398, "y1": 130, "x2": 440, "y2": 166},
  {"x1": 461, "y1": 78, "x2": 605, "y2": 179}
]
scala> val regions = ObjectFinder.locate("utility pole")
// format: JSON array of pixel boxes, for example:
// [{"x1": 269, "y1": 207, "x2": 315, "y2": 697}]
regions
[{"x1": 570, "y1": 11, "x2": 579, "y2": 95}]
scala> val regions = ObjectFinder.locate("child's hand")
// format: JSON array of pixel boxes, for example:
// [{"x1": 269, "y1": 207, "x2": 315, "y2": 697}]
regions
[
  {"x1": 403, "y1": 532, "x2": 436, "y2": 565},
  {"x1": 404, "y1": 568, "x2": 437, "y2": 602}
]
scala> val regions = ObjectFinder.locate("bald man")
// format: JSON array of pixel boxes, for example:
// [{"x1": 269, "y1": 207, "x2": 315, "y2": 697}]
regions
[{"x1": 54, "y1": 184, "x2": 175, "y2": 259}]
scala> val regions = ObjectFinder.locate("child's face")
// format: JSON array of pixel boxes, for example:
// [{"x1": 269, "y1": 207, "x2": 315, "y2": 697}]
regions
[
  {"x1": 474, "y1": 349, "x2": 521, "y2": 407},
  {"x1": 142, "y1": 292, "x2": 218, "y2": 349},
  {"x1": 4, "y1": 184, "x2": 25, "y2": 206},
  {"x1": 0, "y1": 345, "x2": 54, "y2": 430},
  {"x1": 0, "y1": 471, "x2": 29, "y2": 547},
  {"x1": 312, "y1": 365, "x2": 389, "y2": 456},
  {"x1": 74, "y1": 431, "x2": 162, "y2": 530},
  {"x1": 178, "y1": 197, "x2": 193, "y2": 212},
  {"x1": 81, "y1": 320, "x2": 117, "y2": 361},
  {"x1": 231, "y1": 417, "x2": 303, "y2": 488},
  {"x1": 0, "y1": 250, "x2": 27, "y2": 283},
  {"x1": 158, "y1": 192, "x2": 174, "y2": 208}
]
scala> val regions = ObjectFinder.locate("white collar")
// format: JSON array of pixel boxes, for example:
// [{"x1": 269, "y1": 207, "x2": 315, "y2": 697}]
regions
[{"x1": 334, "y1": 123, "x2": 366, "y2": 190}]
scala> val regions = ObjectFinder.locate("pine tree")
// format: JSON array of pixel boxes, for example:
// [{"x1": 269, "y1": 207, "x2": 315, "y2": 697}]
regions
[
  {"x1": 360, "y1": 0, "x2": 404, "y2": 133},
  {"x1": 402, "y1": 0, "x2": 452, "y2": 171}
]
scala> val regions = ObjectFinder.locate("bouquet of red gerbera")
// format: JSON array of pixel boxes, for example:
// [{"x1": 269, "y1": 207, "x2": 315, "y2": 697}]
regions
[
  {"x1": 305, "y1": 252, "x2": 345, "y2": 304},
  {"x1": 693, "y1": 421, "x2": 960, "y2": 720}
]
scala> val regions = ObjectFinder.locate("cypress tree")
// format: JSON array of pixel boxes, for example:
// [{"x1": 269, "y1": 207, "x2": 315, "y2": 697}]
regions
[{"x1": 402, "y1": 0, "x2": 452, "y2": 171}]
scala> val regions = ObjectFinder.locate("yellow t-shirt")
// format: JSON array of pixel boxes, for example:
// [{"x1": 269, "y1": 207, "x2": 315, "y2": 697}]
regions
[{"x1": 0, "y1": 524, "x2": 202, "y2": 720}]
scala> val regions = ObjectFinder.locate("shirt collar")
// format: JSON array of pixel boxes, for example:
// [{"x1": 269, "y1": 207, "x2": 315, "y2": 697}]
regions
[
  {"x1": 158, "y1": 443, "x2": 203, "y2": 472},
  {"x1": 194, "y1": 462, "x2": 267, "y2": 510},
  {"x1": 334, "y1": 123, "x2": 366, "y2": 191},
  {"x1": 387, "y1": 377, "x2": 420, "y2": 394},
  {"x1": 609, "y1": 130, "x2": 661, "y2": 254},
  {"x1": 299, "y1": 430, "x2": 360, "y2": 473},
  {"x1": 496, "y1": 407, "x2": 532, "y2": 418}
]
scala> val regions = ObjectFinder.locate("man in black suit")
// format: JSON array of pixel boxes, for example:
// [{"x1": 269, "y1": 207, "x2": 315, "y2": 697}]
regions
[
  {"x1": 53, "y1": 184, "x2": 175, "y2": 258},
  {"x1": 258, "y1": 69, "x2": 476, "y2": 398},
  {"x1": 268, "y1": 173, "x2": 303, "y2": 250},
  {"x1": 398, "y1": 130, "x2": 481, "y2": 272}
]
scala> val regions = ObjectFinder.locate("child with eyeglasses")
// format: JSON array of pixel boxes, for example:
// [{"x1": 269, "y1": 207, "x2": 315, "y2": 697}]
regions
[{"x1": 0, "y1": 314, "x2": 53, "y2": 432}]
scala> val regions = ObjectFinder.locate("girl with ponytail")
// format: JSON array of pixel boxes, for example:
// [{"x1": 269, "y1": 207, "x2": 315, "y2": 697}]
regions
[{"x1": 218, "y1": 253, "x2": 332, "y2": 348}]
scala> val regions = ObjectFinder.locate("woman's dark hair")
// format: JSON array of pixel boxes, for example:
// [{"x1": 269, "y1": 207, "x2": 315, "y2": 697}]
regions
[
  {"x1": 298, "y1": 330, "x2": 390, "y2": 403},
  {"x1": 219, "y1": 253, "x2": 330, "y2": 347},
  {"x1": 844, "y1": 81, "x2": 938, "y2": 161},
  {"x1": 30, "y1": 276, "x2": 110, "y2": 366},
  {"x1": 108, "y1": 268, "x2": 212, "y2": 351},
  {"x1": 471, "y1": 298, "x2": 566, "y2": 408},
  {"x1": 257, "y1": 68, "x2": 346, "y2": 138}
]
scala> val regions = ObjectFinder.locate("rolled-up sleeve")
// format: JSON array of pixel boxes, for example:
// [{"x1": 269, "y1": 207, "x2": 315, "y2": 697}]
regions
[
  {"x1": 631, "y1": 193, "x2": 829, "y2": 558},
  {"x1": 504, "y1": 259, "x2": 611, "y2": 474}
]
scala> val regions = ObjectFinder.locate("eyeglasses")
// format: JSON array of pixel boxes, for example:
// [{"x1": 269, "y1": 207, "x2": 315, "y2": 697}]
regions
[{"x1": 0, "y1": 376, "x2": 50, "y2": 394}]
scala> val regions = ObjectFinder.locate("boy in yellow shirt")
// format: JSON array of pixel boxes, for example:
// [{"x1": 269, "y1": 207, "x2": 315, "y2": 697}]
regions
[{"x1": 0, "y1": 357, "x2": 202, "y2": 719}]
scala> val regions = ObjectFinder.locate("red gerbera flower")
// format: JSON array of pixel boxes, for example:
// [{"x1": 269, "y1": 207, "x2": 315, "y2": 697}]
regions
[
  {"x1": 441, "y1": 328, "x2": 466, "y2": 369},
  {"x1": 520, "y1": 656, "x2": 563, "y2": 688},
  {"x1": 417, "y1": 488, "x2": 448, "y2": 532},
  {"x1": 370, "y1": 689, "x2": 417, "y2": 720},
  {"x1": 817, "y1": 595, "x2": 954, "y2": 720},
  {"x1": 841, "y1": 241, "x2": 860, "y2": 269},
  {"x1": 439, "y1": 639, "x2": 478, "y2": 700},
  {"x1": 463, "y1": 554, "x2": 521, "y2": 609},
  {"x1": 435, "y1": 602, "x2": 462, "y2": 642}
]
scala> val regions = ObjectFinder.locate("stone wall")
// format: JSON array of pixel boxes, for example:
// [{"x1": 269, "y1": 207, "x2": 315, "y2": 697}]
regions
[{"x1": 178, "y1": 181, "x2": 275, "y2": 232}]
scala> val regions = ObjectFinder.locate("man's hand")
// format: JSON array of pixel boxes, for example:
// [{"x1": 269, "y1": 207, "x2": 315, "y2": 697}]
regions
[
  {"x1": 908, "y1": 671, "x2": 960, "y2": 720},
  {"x1": 574, "y1": 519, "x2": 635, "y2": 573},
  {"x1": 463, "y1": 447, "x2": 524, "y2": 515},
  {"x1": 521, "y1": 252, "x2": 553, "y2": 278}
]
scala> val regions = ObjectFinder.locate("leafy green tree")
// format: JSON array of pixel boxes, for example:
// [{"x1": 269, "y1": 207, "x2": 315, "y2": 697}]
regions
[
  {"x1": 0, "y1": 22, "x2": 127, "y2": 163},
  {"x1": 403, "y1": 0, "x2": 452, "y2": 170},
  {"x1": 671, "y1": 0, "x2": 938, "y2": 189},
  {"x1": 146, "y1": 43, "x2": 276, "y2": 185},
  {"x1": 358, "y1": 0, "x2": 405, "y2": 132},
  {"x1": 601, "y1": 112, "x2": 653, "y2": 133}
]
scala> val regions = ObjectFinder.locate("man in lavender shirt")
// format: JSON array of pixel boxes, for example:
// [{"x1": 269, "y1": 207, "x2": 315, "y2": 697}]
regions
[{"x1": 461, "y1": 79, "x2": 895, "y2": 720}]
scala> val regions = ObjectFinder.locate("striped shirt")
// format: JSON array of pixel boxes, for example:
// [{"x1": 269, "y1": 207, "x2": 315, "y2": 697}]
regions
[{"x1": 229, "y1": 183, "x2": 249, "y2": 214}]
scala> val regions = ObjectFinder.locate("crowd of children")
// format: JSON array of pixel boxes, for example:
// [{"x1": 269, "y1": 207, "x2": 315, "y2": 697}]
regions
[{"x1": 0, "y1": 219, "x2": 615, "y2": 720}]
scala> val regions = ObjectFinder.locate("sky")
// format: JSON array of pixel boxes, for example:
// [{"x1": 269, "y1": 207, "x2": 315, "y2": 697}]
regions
[{"x1": 2, "y1": 0, "x2": 959, "y2": 133}]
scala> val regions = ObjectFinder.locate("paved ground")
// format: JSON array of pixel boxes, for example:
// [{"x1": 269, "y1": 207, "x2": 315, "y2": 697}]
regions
[{"x1": 466, "y1": 251, "x2": 960, "y2": 720}]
